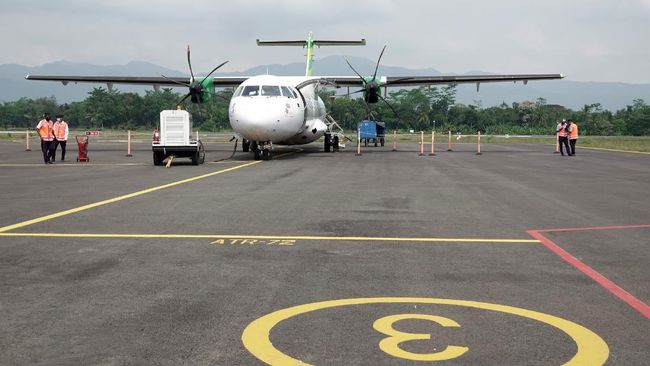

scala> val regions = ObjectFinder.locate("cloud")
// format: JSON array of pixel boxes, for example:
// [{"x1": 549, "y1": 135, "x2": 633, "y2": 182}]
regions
[{"x1": 1, "y1": 0, "x2": 649, "y2": 83}]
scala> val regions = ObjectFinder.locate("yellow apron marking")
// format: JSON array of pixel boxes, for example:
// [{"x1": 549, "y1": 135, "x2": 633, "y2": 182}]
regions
[
  {"x1": 0, "y1": 161, "x2": 261, "y2": 233},
  {"x1": 579, "y1": 146, "x2": 650, "y2": 155},
  {"x1": 241, "y1": 297, "x2": 609, "y2": 366},
  {"x1": 0, "y1": 232, "x2": 539, "y2": 244},
  {"x1": 374, "y1": 314, "x2": 469, "y2": 361}
]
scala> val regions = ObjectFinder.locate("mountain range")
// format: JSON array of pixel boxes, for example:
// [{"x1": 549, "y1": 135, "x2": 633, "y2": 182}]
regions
[{"x1": 3, "y1": 56, "x2": 650, "y2": 111}]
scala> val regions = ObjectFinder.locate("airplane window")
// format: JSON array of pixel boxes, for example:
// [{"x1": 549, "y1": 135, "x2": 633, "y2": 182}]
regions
[
  {"x1": 242, "y1": 85, "x2": 260, "y2": 96},
  {"x1": 281, "y1": 86, "x2": 295, "y2": 98},
  {"x1": 234, "y1": 85, "x2": 244, "y2": 97},
  {"x1": 261, "y1": 85, "x2": 281, "y2": 96}
]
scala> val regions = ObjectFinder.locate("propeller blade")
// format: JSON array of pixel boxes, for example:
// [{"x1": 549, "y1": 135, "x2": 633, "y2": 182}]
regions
[
  {"x1": 372, "y1": 45, "x2": 387, "y2": 81},
  {"x1": 161, "y1": 74, "x2": 190, "y2": 87},
  {"x1": 203, "y1": 60, "x2": 229, "y2": 79},
  {"x1": 378, "y1": 94, "x2": 402, "y2": 122},
  {"x1": 344, "y1": 57, "x2": 367, "y2": 85},
  {"x1": 351, "y1": 89, "x2": 365, "y2": 94},
  {"x1": 187, "y1": 45, "x2": 195, "y2": 81},
  {"x1": 177, "y1": 93, "x2": 191, "y2": 106}
]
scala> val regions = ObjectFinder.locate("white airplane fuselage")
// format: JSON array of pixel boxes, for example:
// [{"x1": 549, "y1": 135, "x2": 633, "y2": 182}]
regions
[{"x1": 229, "y1": 75, "x2": 328, "y2": 145}]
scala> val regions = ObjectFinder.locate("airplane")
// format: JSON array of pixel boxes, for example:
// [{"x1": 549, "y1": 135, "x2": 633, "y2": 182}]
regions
[{"x1": 25, "y1": 32, "x2": 564, "y2": 161}]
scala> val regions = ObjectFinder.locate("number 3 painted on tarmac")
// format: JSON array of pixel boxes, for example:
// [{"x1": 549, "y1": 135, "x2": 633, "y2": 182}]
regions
[{"x1": 373, "y1": 313, "x2": 469, "y2": 362}]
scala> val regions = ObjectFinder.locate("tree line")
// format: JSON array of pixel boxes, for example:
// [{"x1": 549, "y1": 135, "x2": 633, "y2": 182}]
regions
[{"x1": 1, "y1": 86, "x2": 649, "y2": 135}]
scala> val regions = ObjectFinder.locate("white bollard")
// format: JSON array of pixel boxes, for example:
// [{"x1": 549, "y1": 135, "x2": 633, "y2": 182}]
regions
[
  {"x1": 126, "y1": 130, "x2": 133, "y2": 157},
  {"x1": 419, "y1": 131, "x2": 425, "y2": 156},
  {"x1": 429, "y1": 130, "x2": 436, "y2": 156},
  {"x1": 25, "y1": 129, "x2": 31, "y2": 151},
  {"x1": 355, "y1": 128, "x2": 362, "y2": 156}
]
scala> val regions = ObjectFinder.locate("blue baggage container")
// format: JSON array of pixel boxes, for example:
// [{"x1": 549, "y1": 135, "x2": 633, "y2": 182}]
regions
[
  {"x1": 358, "y1": 120, "x2": 377, "y2": 139},
  {"x1": 357, "y1": 120, "x2": 387, "y2": 147}
]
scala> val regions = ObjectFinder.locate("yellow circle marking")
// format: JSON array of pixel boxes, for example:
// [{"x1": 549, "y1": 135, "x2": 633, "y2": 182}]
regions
[
  {"x1": 373, "y1": 313, "x2": 469, "y2": 361},
  {"x1": 241, "y1": 297, "x2": 608, "y2": 366}
]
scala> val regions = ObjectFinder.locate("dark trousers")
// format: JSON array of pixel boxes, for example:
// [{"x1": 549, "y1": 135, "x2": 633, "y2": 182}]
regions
[
  {"x1": 52, "y1": 140, "x2": 67, "y2": 161},
  {"x1": 41, "y1": 140, "x2": 52, "y2": 163},
  {"x1": 559, "y1": 136, "x2": 570, "y2": 155},
  {"x1": 569, "y1": 139, "x2": 577, "y2": 155}
]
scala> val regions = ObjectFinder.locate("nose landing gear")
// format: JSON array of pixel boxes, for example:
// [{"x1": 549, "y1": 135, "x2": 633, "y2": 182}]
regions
[{"x1": 251, "y1": 141, "x2": 273, "y2": 161}]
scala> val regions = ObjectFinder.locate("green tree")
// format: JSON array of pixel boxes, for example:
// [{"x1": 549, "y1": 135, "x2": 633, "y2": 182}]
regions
[{"x1": 622, "y1": 99, "x2": 650, "y2": 135}]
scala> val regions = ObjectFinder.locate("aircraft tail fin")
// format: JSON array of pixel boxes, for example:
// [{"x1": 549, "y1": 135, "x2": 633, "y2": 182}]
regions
[{"x1": 257, "y1": 32, "x2": 365, "y2": 76}]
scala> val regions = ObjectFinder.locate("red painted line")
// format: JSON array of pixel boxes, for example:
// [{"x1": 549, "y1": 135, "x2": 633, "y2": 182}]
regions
[
  {"x1": 527, "y1": 230, "x2": 650, "y2": 319},
  {"x1": 533, "y1": 224, "x2": 650, "y2": 233}
]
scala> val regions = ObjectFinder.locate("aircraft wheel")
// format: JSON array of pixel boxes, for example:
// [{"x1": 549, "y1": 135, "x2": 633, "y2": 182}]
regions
[
  {"x1": 198, "y1": 141, "x2": 206, "y2": 164},
  {"x1": 262, "y1": 149, "x2": 271, "y2": 160},
  {"x1": 253, "y1": 148, "x2": 261, "y2": 161},
  {"x1": 333, "y1": 136, "x2": 340, "y2": 151},
  {"x1": 242, "y1": 139, "x2": 250, "y2": 152},
  {"x1": 324, "y1": 134, "x2": 331, "y2": 152}
]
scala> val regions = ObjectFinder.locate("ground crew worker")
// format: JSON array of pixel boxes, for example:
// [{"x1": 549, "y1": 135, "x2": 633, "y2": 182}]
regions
[
  {"x1": 556, "y1": 119, "x2": 570, "y2": 156},
  {"x1": 35, "y1": 113, "x2": 54, "y2": 164},
  {"x1": 52, "y1": 114, "x2": 69, "y2": 162},
  {"x1": 567, "y1": 119, "x2": 579, "y2": 156}
]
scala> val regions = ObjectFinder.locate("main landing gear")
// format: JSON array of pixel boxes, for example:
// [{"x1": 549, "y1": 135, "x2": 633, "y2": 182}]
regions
[
  {"x1": 324, "y1": 133, "x2": 340, "y2": 153},
  {"x1": 244, "y1": 140, "x2": 273, "y2": 161}
]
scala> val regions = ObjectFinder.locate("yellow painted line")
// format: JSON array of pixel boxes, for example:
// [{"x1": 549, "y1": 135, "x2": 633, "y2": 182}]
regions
[
  {"x1": 242, "y1": 297, "x2": 609, "y2": 366},
  {"x1": 578, "y1": 146, "x2": 650, "y2": 155},
  {"x1": 205, "y1": 148, "x2": 300, "y2": 164},
  {"x1": 273, "y1": 148, "x2": 303, "y2": 159},
  {"x1": 0, "y1": 232, "x2": 539, "y2": 244},
  {"x1": 0, "y1": 161, "x2": 261, "y2": 233}
]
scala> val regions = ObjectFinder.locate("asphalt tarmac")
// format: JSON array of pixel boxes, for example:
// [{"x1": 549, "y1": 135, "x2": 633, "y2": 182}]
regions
[{"x1": 0, "y1": 138, "x2": 648, "y2": 365}]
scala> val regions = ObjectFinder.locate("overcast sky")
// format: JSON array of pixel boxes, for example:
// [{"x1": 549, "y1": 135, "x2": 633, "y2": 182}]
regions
[{"x1": 2, "y1": 0, "x2": 650, "y2": 83}]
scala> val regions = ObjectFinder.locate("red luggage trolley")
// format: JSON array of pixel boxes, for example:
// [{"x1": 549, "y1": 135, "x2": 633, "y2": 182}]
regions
[{"x1": 76, "y1": 135, "x2": 89, "y2": 162}]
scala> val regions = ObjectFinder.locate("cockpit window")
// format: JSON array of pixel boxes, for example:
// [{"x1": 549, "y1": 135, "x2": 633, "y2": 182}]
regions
[
  {"x1": 261, "y1": 85, "x2": 281, "y2": 96},
  {"x1": 234, "y1": 85, "x2": 244, "y2": 97},
  {"x1": 242, "y1": 85, "x2": 260, "y2": 97},
  {"x1": 281, "y1": 86, "x2": 296, "y2": 98}
]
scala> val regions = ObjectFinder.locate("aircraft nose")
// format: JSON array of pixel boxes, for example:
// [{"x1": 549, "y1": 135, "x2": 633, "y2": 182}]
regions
[{"x1": 230, "y1": 98, "x2": 302, "y2": 141}]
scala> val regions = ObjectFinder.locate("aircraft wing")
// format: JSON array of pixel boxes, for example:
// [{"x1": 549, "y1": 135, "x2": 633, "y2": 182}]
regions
[
  {"x1": 24, "y1": 75, "x2": 248, "y2": 88},
  {"x1": 320, "y1": 73, "x2": 564, "y2": 87}
]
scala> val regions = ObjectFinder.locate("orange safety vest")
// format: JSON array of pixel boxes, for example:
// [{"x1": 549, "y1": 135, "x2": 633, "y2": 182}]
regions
[
  {"x1": 557, "y1": 124, "x2": 568, "y2": 137},
  {"x1": 37, "y1": 119, "x2": 54, "y2": 141},
  {"x1": 568, "y1": 123, "x2": 579, "y2": 139},
  {"x1": 53, "y1": 121, "x2": 68, "y2": 140}
]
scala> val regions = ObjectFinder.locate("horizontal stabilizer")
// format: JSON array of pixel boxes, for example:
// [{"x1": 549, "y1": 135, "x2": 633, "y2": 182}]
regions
[{"x1": 257, "y1": 39, "x2": 366, "y2": 47}]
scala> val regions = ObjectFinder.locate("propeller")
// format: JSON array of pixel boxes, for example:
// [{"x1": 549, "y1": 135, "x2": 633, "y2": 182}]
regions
[
  {"x1": 161, "y1": 45, "x2": 229, "y2": 106},
  {"x1": 344, "y1": 46, "x2": 385, "y2": 104},
  {"x1": 344, "y1": 46, "x2": 403, "y2": 121}
]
